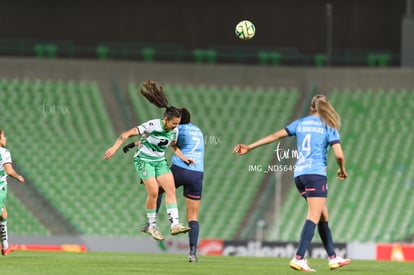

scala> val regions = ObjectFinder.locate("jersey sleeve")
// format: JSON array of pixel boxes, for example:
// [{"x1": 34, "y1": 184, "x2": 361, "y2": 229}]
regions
[
  {"x1": 285, "y1": 119, "x2": 300, "y2": 136},
  {"x1": 137, "y1": 119, "x2": 157, "y2": 135},
  {"x1": 171, "y1": 128, "x2": 178, "y2": 142},
  {"x1": 0, "y1": 149, "x2": 12, "y2": 164},
  {"x1": 327, "y1": 127, "x2": 341, "y2": 145}
]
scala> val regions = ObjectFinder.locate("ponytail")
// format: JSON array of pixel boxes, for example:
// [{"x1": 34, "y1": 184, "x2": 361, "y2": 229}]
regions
[
  {"x1": 311, "y1": 95, "x2": 341, "y2": 130},
  {"x1": 140, "y1": 80, "x2": 181, "y2": 120},
  {"x1": 140, "y1": 80, "x2": 169, "y2": 108}
]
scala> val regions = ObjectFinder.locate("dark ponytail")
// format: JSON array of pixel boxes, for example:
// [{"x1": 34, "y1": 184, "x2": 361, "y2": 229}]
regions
[
  {"x1": 140, "y1": 80, "x2": 169, "y2": 108},
  {"x1": 140, "y1": 80, "x2": 181, "y2": 120}
]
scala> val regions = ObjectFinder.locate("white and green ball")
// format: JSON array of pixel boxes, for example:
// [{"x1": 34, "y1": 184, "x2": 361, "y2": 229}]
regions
[{"x1": 235, "y1": 20, "x2": 256, "y2": 40}]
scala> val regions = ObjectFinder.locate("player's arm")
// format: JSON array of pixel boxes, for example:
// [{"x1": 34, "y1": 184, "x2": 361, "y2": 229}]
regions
[
  {"x1": 104, "y1": 127, "x2": 139, "y2": 160},
  {"x1": 331, "y1": 143, "x2": 347, "y2": 180},
  {"x1": 170, "y1": 142, "x2": 194, "y2": 165},
  {"x1": 234, "y1": 128, "x2": 288, "y2": 155},
  {"x1": 3, "y1": 163, "x2": 24, "y2": 183}
]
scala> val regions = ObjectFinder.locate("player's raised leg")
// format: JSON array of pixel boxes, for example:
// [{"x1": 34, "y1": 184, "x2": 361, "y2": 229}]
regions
[
  {"x1": 157, "y1": 173, "x2": 190, "y2": 235},
  {"x1": 142, "y1": 177, "x2": 164, "y2": 241}
]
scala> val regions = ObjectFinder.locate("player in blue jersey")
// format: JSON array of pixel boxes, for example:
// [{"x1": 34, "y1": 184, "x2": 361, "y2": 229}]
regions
[
  {"x1": 234, "y1": 95, "x2": 350, "y2": 272},
  {"x1": 125, "y1": 108, "x2": 204, "y2": 263},
  {"x1": 0, "y1": 129, "x2": 25, "y2": 256},
  {"x1": 159, "y1": 108, "x2": 204, "y2": 263},
  {"x1": 104, "y1": 81, "x2": 190, "y2": 241}
]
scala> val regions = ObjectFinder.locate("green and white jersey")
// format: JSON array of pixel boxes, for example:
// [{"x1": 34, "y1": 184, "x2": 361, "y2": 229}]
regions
[
  {"x1": 133, "y1": 119, "x2": 178, "y2": 162},
  {"x1": 0, "y1": 147, "x2": 12, "y2": 189}
]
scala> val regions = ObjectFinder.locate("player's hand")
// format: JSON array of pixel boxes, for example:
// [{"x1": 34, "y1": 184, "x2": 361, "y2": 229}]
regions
[
  {"x1": 337, "y1": 169, "x2": 348, "y2": 180},
  {"x1": 104, "y1": 147, "x2": 116, "y2": 160},
  {"x1": 123, "y1": 142, "x2": 135, "y2": 153},
  {"x1": 184, "y1": 158, "x2": 195, "y2": 165},
  {"x1": 17, "y1": 175, "x2": 24, "y2": 183},
  {"x1": 233, "y1": 144, "x2": 250, "y2": 155}
]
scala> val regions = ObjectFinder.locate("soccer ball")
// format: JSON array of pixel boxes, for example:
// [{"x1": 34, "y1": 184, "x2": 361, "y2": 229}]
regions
[{"x1": 235, "y1": 20, "x2": 256, "y2": 40}]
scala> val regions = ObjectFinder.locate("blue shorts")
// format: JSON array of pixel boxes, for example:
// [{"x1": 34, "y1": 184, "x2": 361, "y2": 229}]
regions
[
  {"x1": 171, "y1": 164, "x2": 203, "y2": 200},
  {"x1": 294, "y1": 174, "x2": 327, "y2": 198}
]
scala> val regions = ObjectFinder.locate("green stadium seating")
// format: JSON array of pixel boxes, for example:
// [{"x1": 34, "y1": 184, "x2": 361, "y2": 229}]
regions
[
  {"x1": 6, "y1": 192, "x2": 50, "y2": 235},
  {"x1": 4, "y1": 77, "x2": 412, "y2": 242},
  {"x1": 142, "y1": 47, "x2": 155, "y2": 62},
  {"x1": 258, "y1": 51, "x2": 281, "y2": 65},
  {"x1": 96, "y1": 45, "x2": 109, "y2": 60},
  {"x1": 314, "y1": 53, "x2": 327, "y2": 67},
  {"x1": 0, "y1": 78, "x2": 147, "y2": 236}
]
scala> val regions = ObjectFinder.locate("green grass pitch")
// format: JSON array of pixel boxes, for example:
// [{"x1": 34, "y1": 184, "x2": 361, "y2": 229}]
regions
[{"x1": 0, "y1": 251, "x2": 413, "y2": 274}]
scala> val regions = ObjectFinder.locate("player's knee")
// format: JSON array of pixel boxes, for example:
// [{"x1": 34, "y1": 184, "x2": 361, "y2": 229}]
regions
[
  {"x1": 147, "y1": 191, "x2": 158, "y2": 200},
  {"x1": 163, "y1": 186, "x2": 176, "y2": 195}
]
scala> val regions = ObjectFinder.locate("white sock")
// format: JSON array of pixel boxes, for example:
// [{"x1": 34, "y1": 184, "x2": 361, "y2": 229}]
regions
[
  {"x1": 166, "y1": 204, "x2": 179, "y2": 227},
  {"x1": 146, "y1": 209, "x2": 157, "y2": 227},
  {"x1": 0, "y1": 221, "x2": 8, "y2": 250}
]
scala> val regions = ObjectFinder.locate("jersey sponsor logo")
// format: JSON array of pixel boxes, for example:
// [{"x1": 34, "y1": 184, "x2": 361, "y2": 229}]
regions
[
  {"x1": 157, "y1": 139, "x2": 169, "y2": 147},
  {"x1": 144, "y1": 141, "x2": 164, "y2": 153}
]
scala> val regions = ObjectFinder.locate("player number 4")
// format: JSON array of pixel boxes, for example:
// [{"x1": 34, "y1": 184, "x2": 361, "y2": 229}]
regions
[{"x1": 301, "y1": 134, "x2": 311, "y2": 157}]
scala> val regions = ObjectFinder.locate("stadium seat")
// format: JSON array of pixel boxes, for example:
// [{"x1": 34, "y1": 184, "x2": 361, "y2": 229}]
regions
[
  {"x1": 367, "y1": 52, "x2": 391, "y2": 67},
  {"x1": 96, "y1": 45, "x2": 109, "y2": 60},
  {"x1": 34, "y1": 44, "x2": 45, "y2": 58},
  {"x1": 45, "y1": 44, "x2": 58, "y2": 58},
  {"x1": 192, "y1": 49, "x2": 217, "y2": 64},
  {"x1": 258, "y1": 51, "x2": 281, "y2": 65},
  {"x1": 142, "y1": 47, "x2": 155, "y2": 62},
  {"x1": 314, "y1": 53, "x2": 327, "y2": 67}
]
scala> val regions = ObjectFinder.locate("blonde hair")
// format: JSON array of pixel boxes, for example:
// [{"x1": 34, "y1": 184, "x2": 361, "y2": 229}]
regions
[{"x1": 311, "y1": 95, "x2": 341, "y2": 130}]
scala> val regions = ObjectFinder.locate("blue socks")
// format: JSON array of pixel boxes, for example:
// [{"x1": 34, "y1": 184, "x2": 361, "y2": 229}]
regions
[
  {"x1": 188, "y1": 220, "x2": 199, "y2": 254},
  {"x1": 156, "y1": 193, "x2": 163, "y2": 214},
  {"x1": 296, "y1": 220, "x2": 337, "y2": 259},
  {"x1": 296, "y1": 219, "x2": 316, "y2": 259},
  {"x1": 318, "y1": 221, "x2": 336, "y2": 258}
]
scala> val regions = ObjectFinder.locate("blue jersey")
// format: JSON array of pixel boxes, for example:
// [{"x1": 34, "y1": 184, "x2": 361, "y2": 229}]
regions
[
  {"x1": 172, "y1": 123, "x2": 204, "y2": 172},
  {"x1": 285, "y1": 115, "x2": 340, "y2": 177}
]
